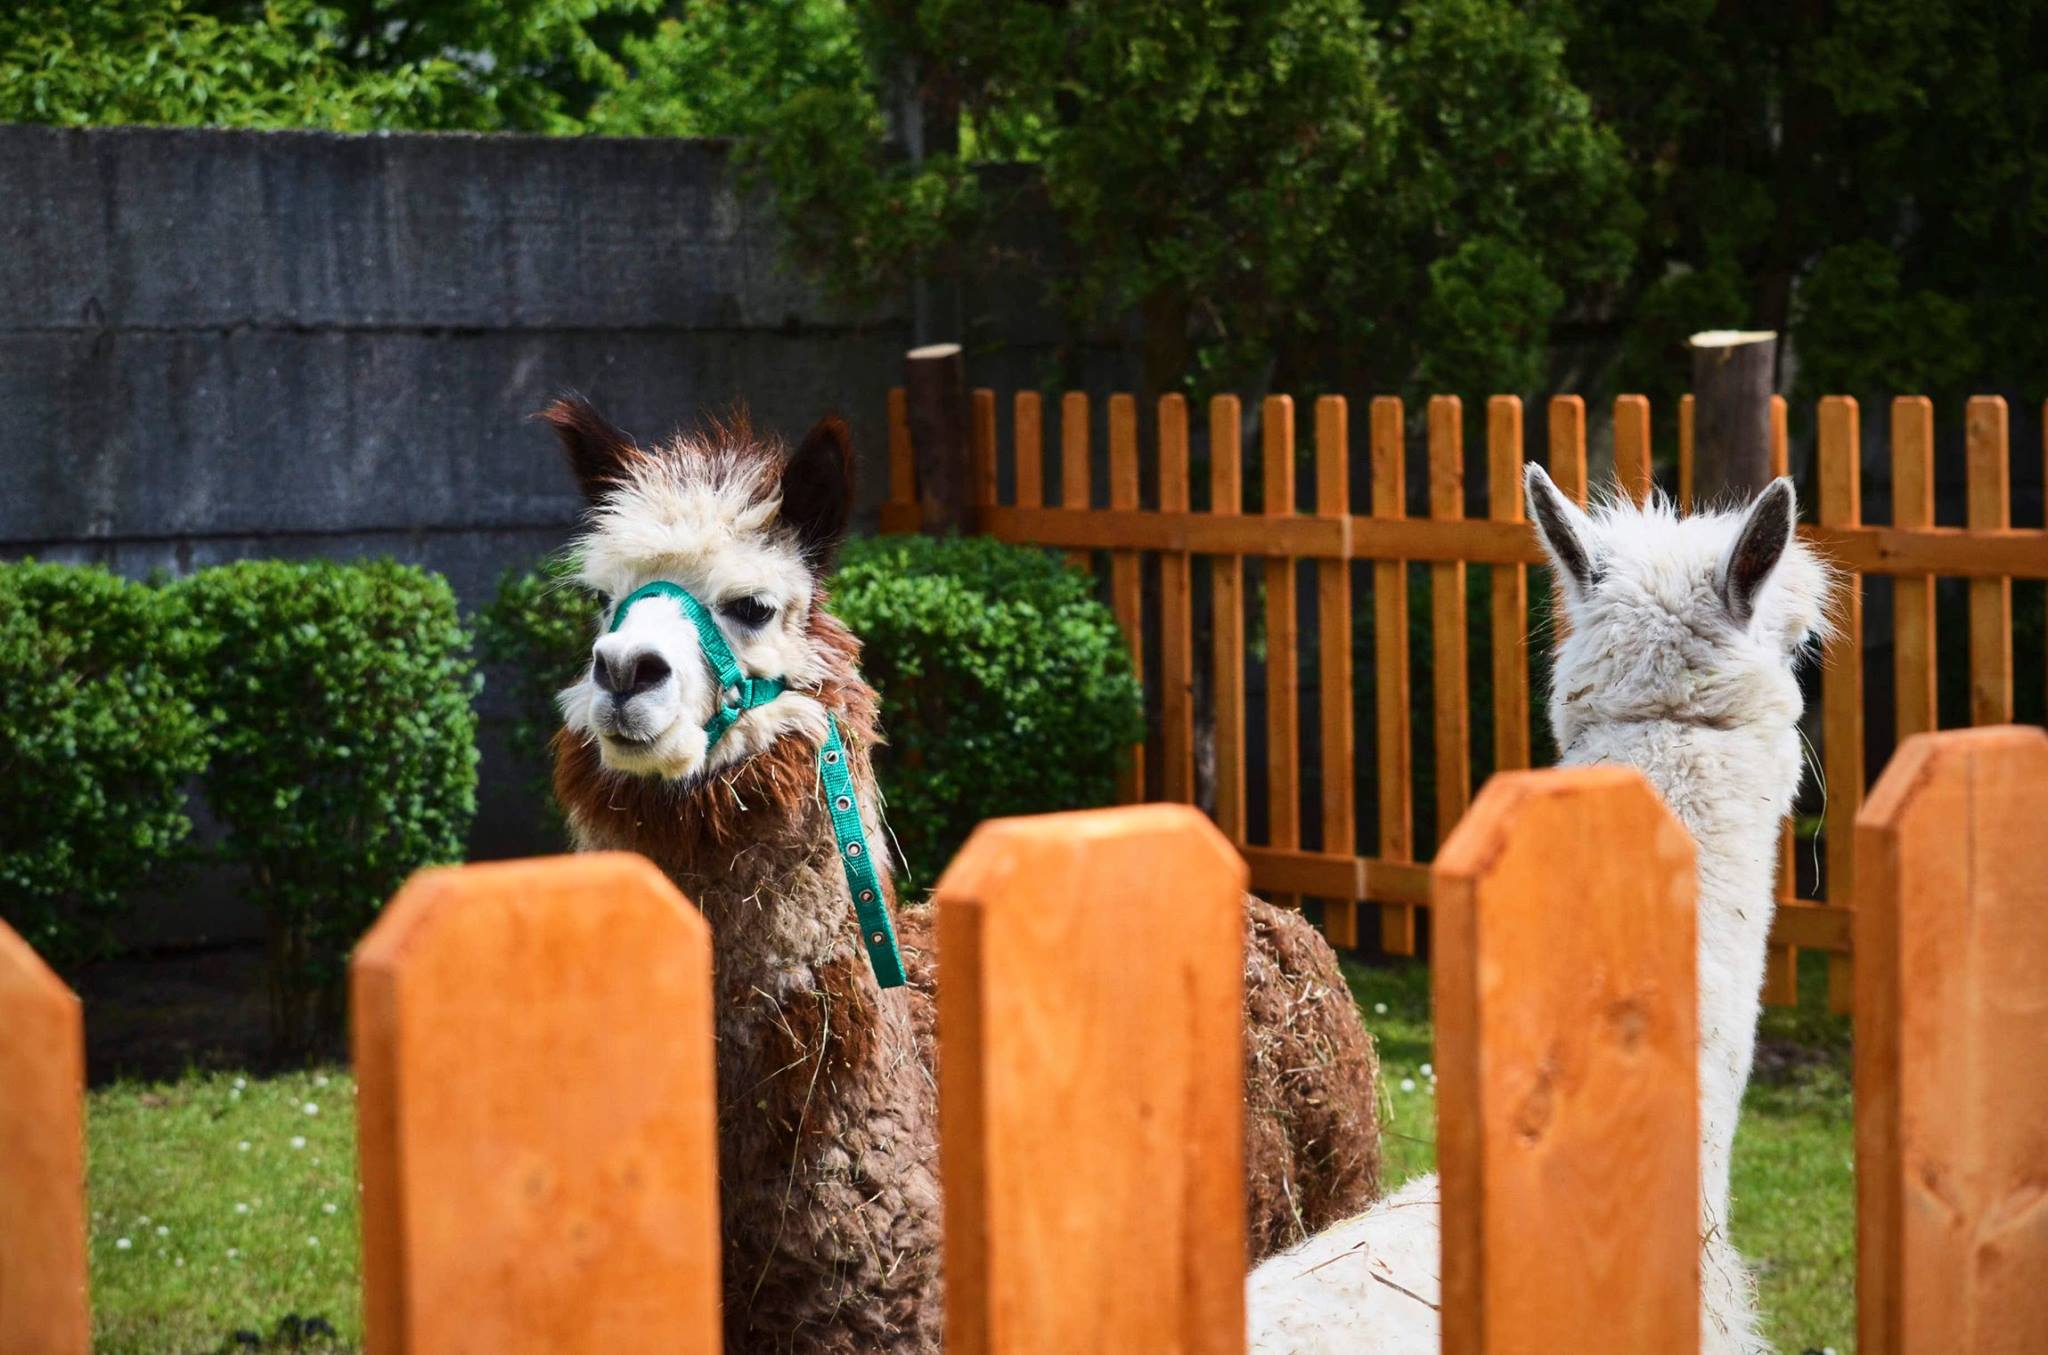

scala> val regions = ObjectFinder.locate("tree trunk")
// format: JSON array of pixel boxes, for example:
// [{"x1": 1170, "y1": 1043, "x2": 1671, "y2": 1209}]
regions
[{"x1": 1688, "y1": 330, "x2": 1778, "y2": 506}]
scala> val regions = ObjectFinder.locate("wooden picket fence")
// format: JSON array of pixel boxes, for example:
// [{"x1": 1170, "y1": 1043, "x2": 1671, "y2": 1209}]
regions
[
  {"x1": 885, "y1": 388, "x2": 2048, "y2": 1009},
  {"x1": 4, "y1": 727, "x2": 2044, "y2": 1350}
]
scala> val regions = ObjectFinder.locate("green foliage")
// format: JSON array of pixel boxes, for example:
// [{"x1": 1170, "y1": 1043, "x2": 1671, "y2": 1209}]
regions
[
  {"x1": 0, "y1": 562, "x2": 210, "y2": 963},
  {"x1": 828, "y1": 535, "x2": 1143, "y2": 888},
  {"x1": 474, "y1": 552, "x2": 596, "y2": 826},
  {"x1": 586, "y1": 0, "x2": 865, "y2": 138},
  {"x1": 176, "y1": 560, "x2": 479, "y2": 1052},
  {"x1": 0, "y1": 0, "x2": 656, "y2": 132}
]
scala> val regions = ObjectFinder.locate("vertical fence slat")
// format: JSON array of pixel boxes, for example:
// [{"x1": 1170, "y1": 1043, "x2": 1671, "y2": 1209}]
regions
[
  {"x1": 1159, "y1": 395, "x2": 1195, "y2": 805},
  {"x1": 1211, "y1": 395, "x2": 1248, "y2": 843},
  {"x1": 1430, "y1": 396, "x2": 1471, "y2": 849},
  {"x1": 1893, "y1": 397, "x2": 1939, "y2": 741},
  {"x1": 1767, "y1": 393, "x2": 1799, "y2": 1006},
  {"x1": 1966, "y1": 397, "x2": 2014, "y2": 725},
  {"x1": 1819, "y1": 395, "x2": 1864, "y2": 1013},
  {"x1": 1548, "y1": 396, "x2": 1589, "y2": 505},
  {"x1": 971, "y1": 388, "x2": 998, "y2": 516},
  {"x1": 1614, "y1": 394, "x2": 1654, "y2": 505},
  {"x1": 354, "y1": 855, "x2": 721, "y2": 1355},
  {"x1": 939, "y1": 805, "x2": 1247, "y2": 1355},
  {"x1": 1014, "y1": 391, "x2": 1044, "y2": 509},
  {"x1": 0, "y1": 922, "x2": 89, "y2": 1355},
  {"x1": 1371, "y1": 397, "x2": 1417, "y2": 953},
  {"x1": 1856, "y1": 726, "x2": 2048, "y2": 1355},
  {"x1": 1264, "y1": 395, "x2": 1301, "y2": 909},
  {"x1": 1061, "y1": 392, "x2": 1091, "y2": 572},
  {"x1": 1679, "y1": 393, "x2": 1696, "y2": 512},
  {"x1": 1316, "y1": 396, "x2": 1357, "y2": 947},
  {"x1": 1488, "y1": 396, "x2": 1530, "y2": 773},
  {"x1": 1436, "y1": 768, "x2": 1700, "y2": 1354},
  {"x1": 1109, "y1": 394, "x2": 1145, "y2": 804}
]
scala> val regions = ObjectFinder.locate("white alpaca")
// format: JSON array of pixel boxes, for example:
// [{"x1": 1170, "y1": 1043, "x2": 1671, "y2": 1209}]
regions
[{"x1": 1246, "y1": 469, "x2": 1829, "y2": 1355}]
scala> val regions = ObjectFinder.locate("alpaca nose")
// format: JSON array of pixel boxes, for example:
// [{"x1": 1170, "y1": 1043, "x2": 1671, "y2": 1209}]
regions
[{"x1": 593, "y1": 648, "x2": 672, "y2": 700}]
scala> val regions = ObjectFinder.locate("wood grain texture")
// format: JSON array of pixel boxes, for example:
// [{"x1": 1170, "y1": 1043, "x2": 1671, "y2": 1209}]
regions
[
  {"x1": 1014, "y1": 391, "x2": 1044, "y2": 508},
  {"x1": 1109, "y1": 394, "x2": 1145, "y2": 803},
  {"x1": 1818, "y1": 396, "x2": 1864, "y2": 1012},
  {"x1": 1061, "y1": 392, "x2": 1091, "y2": 571},
  {"x1": 886, "y1": 386, "x2": 917, "y2": 530},
  {"x1": 938, "y1": 806, "x2": 1248, "y2": 1355},
  {"x1": 1614, "y1": 394, "x2": 1654, "y2": 505},
  {"x1": 1855, "y1": 726, "x2": 2048, "y2": 1355},
  {"x1": 0, "y1": 920, "x2": 89, "y2": 1355},
  {"x1": 1159, "y1": 395, "x2": 1195, "y2": 804},
  {"x1": 1679, "y1": 393, "x2": 1695, "y2": 511},
  {"x1": 1892, "y1": 397, "x2": 1939, "y2": 740},
  {"x1": 1488, "y1": 396, "x2": 1530, "y2": 772},
  {"x1": 1315, "y1": 396, "x2": 1358, "y2": 946},
  {"x1": 1966, "y1": 397, "x2": 2014, "y2": 725},
  {"x1": 1211, "y1": 396, "x2": 1248, "y2": 842},
  {"x1": 1264, "y1": 395, "x2": 1301, "y2": 908},
  {"x1": 1435, "y1": 768, "x2": 1700, "y2": 1355},
  {"x1": 353, "y1": 855, "x2": 720, "y2": 1355},
  {"x1": 1372, "y1": 397, "x2": 1417, "y2": 954},
  {"x1": 1547, "y1": 397, "x2": 1589, "y2": 505},
  {"x1": 1430, "y1": 396, "x2": 1472, "y2": 846}
]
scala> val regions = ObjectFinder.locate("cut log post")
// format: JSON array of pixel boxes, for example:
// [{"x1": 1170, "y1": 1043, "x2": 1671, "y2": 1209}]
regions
[
  {"x1": 0, "y1": 921, "x2": 90, "y2": 1355},
  {"x1": 1688, "y1": 330, "x2": 1779, "y2": 507},
  {"x1": 903, "y1": 342, "x2": 971, "y2": 534}
]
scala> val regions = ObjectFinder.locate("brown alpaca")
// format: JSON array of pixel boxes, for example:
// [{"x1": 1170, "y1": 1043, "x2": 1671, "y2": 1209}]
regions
[{"x1": 541, "y1": 397, "x2": 1380, "y2": 1354}]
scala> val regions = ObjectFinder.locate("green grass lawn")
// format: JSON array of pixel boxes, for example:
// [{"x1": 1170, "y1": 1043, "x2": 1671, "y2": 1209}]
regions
[{"x1": 86, "y1": 960, "x2": 1854, "y2": 1354}]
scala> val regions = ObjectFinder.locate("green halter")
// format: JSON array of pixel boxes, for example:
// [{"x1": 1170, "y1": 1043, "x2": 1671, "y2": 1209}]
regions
[{"x1": 609, "y1": 580, "x2": 906, "y2": 988}]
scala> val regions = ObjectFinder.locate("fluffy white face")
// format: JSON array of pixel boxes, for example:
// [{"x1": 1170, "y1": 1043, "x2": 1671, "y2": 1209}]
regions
[
  {"x1": 1524, "y1": 467, "x2": 1831, "y2": 758},
  {"x1": 544, "y1": 401, "x2": 853, "y2": 783}
]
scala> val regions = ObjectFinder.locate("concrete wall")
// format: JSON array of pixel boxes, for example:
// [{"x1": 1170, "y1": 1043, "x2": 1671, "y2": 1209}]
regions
[{"x1": 0, "y1": 124, "x2": 1122, "y2": 944}]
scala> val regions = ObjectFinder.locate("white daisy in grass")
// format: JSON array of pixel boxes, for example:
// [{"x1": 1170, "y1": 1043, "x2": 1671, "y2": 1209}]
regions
[
  {"x1": 1398, "y1": 1078, "x2": 1416, "y2": 1092},
  {"x1": 290, "y1": 1136, "x2": 307, "y2": 1150},
  {"x1": 114, "y1": 1238, "x2": 132, "y2": 1251},
  {"x1": 302, "y1": 1102, "x2": 319, "y2": 1116}
]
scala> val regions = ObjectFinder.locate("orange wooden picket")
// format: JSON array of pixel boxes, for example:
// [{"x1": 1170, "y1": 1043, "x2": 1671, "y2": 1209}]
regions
[
  {"x1": 352, "y1": 855, "x2": 721, "y2": 1355},
  {"x1": 888, "y1": 387, "x2": 2048, "y2": 1010},
  {"x1": 937, "y1": 804, "x2": 1246, "y2": 1355},
  {"x1": 1855, "y1": 726, "x2": 2048, "y2": 1355},
  {"x1": 1436, "y1": 767, "x2": 1700, "y2": 1354},
  {"x1": 0, "y1": 920, "x2": 90, "y2": 1355}
]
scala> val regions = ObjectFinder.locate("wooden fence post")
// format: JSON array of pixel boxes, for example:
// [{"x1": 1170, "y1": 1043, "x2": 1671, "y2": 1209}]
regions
[
  {"x1": 0, "y1": 921, "x2": 89, "y2": 1355},
  {"x1": 904, "y1": 342, "x2": 971, "y2": 534},
  {"x1": 1435, "y1": 768, "x2": 1700, "y2": 1355},
  {"x1": 1855, "y1": 725, "x2": 2048, "y2": 1355},
  {"x1": 353, "y1": 855, "x2": 721, "y2": 1355},
  {"x1": 1688, "y1": 330, "x2": 1779, "y2": 505},
  {"x1": 939, "y1": 804, "x2": 1246, "y2": 1355}
]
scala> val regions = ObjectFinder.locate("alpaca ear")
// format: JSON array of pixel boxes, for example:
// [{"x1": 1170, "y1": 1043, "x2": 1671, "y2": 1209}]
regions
[
  {"x1": 1721, "y1": 477, "x2": 1798, "y2": 629},
  {"x1": 539, "y1": 396, "x2": 638, "y2": 506},
  {"x1": 782, "y1": 415, "x2": 855, "y2": 569},
  {"x1": 1524, "y1": 463, "x2": 1598, "y2": 594}
]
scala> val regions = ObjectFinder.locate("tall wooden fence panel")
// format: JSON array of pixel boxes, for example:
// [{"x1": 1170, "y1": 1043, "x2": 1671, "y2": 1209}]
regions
[
  {"x1": 937, "y1": 804, "x2": 1247, "y2": 1355},
  {"x1": 1856, "y1": 725, "x2": 2048, "y2": 1355},
  {"x1": 888, "y1": 390, "x2": 2048, "y2": 1008},
  {"x1": 1435, "y1": 767, "x2": 1700, "y2": 1354},
  {"x1": 0, "y1": 920, "x2": 89, "y2": 1355},
  {"x1": 352, "y1": 854, "x2": 721, "y2": 1355}
]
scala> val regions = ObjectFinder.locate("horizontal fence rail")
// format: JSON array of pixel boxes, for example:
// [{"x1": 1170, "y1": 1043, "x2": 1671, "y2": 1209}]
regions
[
  {"x1": 887, "y1": 388, "x2": 2048, "y2": 1010},
  {"x1": 3, "y1": 728, "x2": 2045, "y2": 1347}
]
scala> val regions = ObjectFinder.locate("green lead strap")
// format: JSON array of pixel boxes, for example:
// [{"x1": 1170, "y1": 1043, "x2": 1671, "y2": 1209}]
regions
[
  {"x1": 820, "y1": 719, "x2": 906, "y2": 988},
  {"x1": 611, "y1": 579, "x2": 904, "y2": 989}
]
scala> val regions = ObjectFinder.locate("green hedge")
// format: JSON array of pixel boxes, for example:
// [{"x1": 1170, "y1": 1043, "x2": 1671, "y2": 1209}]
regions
[
  {"x1": 829, "y1": 536, "x2": 1142, "y2": 886},
  {"x1": 0, "y1": 562, "x2": 210, "y2": 963},
  {"x1": 176, "y1": 560, "x2": 480, "y2": 1052},
  {"x1": 475, "y1": 551, "x2": 595, "y2": 833}
]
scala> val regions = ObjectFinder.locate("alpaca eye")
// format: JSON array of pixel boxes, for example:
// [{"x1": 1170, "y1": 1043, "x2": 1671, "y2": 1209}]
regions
[{"x1": 721, "y1": 596, "x2": 776, "y2": 628}]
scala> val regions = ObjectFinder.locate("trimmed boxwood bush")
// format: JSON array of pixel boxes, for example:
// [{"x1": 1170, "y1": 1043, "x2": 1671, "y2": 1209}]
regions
[
  {"x1": 177, "y1": 559, "x2": 480, "y2": 1053},
  {"x1": 475, "y1": 551, "x2": 595, "y2": 829},
  {"x1": 0, "y1": 561, "x2": 210, "y2": 962},
  {"x1": 829, "y1": 535, "x2": 1142, "y2": 887}
]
